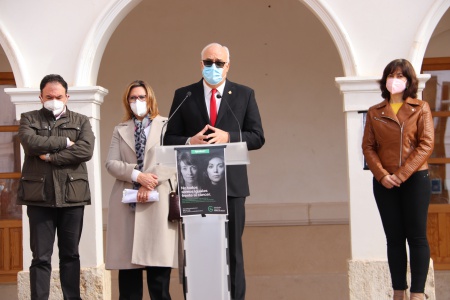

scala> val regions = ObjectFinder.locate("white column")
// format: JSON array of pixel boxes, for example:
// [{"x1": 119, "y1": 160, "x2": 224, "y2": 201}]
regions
[
  {"x1": 336, "y1": 75, "x2": 436, "y2": 300},
  {"x1": 7, "y1": 86, "x2": 110, "y2": 300}
]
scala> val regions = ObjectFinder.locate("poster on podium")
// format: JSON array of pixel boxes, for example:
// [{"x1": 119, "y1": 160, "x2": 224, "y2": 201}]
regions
[{"x1": 175, "y1": 145, "x2": 227, "y2": 216}]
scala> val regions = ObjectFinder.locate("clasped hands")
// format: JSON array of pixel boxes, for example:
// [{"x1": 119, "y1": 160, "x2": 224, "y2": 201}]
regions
[
  {"x1": 380, "y1": 174, "x2": 402, "y2": 189},
  {"x1": 136, "y1": 173, "x2": 159, "y2": 203},
  {"x1": 189, "y1": 125, "x2": 229, "y2": 145}
]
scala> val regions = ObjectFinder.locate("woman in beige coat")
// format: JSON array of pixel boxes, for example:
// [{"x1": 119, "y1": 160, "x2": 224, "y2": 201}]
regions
[{"x1": 105, "y1": 80, "x2": 177, "y2": 300}]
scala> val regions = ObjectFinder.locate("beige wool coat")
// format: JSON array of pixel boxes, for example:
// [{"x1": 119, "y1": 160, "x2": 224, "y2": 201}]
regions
[{"x1": 105, "y1": 115, "x2": 178, "y2": 270}]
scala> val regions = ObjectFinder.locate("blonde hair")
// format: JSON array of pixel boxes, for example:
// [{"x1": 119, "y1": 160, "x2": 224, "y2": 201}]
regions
[{"x1": 122, "y1": 80, "x2": 159, "y2": 121}]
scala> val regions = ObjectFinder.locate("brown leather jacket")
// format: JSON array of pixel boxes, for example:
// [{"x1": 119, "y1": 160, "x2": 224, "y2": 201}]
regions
[{"x1": 362, "y1": 98, "x2": 434, "y2": 183}]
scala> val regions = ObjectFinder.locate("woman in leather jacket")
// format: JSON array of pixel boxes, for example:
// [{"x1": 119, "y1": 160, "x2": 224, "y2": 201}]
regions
[{"x1": 362, "y1": 59, "x2": 434, "y2": 300}]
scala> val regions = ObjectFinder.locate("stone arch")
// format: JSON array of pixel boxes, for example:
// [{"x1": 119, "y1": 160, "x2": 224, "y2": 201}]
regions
[
  {"x1": 410, "y1": 0, "x2": 450, "y2": 67},
  {"x1": 0, "y1": 22, "x2": 27, "y2": 87},
  {"x1": 74, "y1": 0, "x2": 142, "y2": 86},
  {"x1": 302, "y1": 0, "x2": 450, "y2": 76},
  {"x1": 0, "y1": 0, "x2": 142, "y2": 88},
  {"x1": 302, "y1": 0, "x2": 357, "y2": 76}
]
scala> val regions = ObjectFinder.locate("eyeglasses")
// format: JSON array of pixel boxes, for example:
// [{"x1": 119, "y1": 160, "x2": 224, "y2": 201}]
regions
[
  {"x1": 202, "y1": 60, "x2": 227, "y2": 68},
  {"x1": 128, "y1": 95, "x2": 147, "y2": 102}
]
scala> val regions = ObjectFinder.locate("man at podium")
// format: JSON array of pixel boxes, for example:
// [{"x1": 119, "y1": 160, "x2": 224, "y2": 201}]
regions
[{"x1": 164, "y1": 42, "x2": 265, "y2": 300}]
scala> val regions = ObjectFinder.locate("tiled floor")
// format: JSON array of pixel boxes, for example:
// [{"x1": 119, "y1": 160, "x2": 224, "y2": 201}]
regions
[{"x1": 0, "y1": 282, "x2": 18, "y2": 300}]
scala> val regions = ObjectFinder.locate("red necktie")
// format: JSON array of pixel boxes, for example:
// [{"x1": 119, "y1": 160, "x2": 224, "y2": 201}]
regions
[{"x1": 210, "y1": 88, "x2": 217, "y2": 126}]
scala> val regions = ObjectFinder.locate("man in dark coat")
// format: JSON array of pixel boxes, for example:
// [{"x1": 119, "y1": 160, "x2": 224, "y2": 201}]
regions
[
  {"x1": 18, "y1": 74, "x2": 95, "y2": 300},
  {"x1": 164, "y1": 43, "x2": 265, "y2": 300}
]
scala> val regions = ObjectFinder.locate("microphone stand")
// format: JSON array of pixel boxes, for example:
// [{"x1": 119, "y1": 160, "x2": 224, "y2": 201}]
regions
[{"x1": 160, "y1": 91, "x2": 191, "y2": 145}]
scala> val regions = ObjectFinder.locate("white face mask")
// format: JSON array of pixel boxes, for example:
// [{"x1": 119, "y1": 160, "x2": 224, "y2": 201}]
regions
[
  {"x1": 43, "y1": 100, "x2": 65, "y2": 116},
  {"x1": 130, "y1": 100, "x2": 148, "y2": 117}
]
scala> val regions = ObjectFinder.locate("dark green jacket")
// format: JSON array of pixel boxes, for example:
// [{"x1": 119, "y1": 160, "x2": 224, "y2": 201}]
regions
[{"x1": 17, "y1": 107, "x2": 95, "y2": 207}]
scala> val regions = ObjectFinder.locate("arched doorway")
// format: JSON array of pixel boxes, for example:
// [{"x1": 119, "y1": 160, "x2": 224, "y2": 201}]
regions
[
  {"x1": 97, "y1": 0, "x2": 348, "y2": 298},
  {"x1": 0, "y1": 46, "x2": 21, "y2": 283},
  {"x1": 421, "y1": 8, "x2": 450, "y2": 273}
]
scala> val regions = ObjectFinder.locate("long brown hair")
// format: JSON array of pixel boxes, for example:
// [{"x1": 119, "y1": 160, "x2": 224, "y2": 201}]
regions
[{"x1": 122, "y1": 80, "x2": 159, "y2": 121}]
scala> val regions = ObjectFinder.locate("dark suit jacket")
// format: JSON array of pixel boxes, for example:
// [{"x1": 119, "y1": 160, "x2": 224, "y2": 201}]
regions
[{"x1": 164, "y1": 79, "x2": 265, "y2": 197}]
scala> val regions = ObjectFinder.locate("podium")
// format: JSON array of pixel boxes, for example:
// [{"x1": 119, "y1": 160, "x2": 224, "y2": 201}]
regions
[{"x1": 155, "y1": 142, "x2": 249, "y2": 300}]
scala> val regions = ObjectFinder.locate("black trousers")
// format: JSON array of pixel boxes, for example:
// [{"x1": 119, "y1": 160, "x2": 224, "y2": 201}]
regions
[
  {"x1": 118, "y1": 267, "x2": 172, "y2": 300},
  {"x1": 27, "y1": 205, "x2": 84, "y2": 300},
  {"x1": 228, "y1": 196, "x2": 246, "y2": 300},
  {"x1": 373, "y1": 170, "x2": 431, "y2": 293}
]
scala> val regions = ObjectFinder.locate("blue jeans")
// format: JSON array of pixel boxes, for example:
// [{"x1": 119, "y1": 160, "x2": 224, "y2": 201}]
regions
[{"x1": 373, "y1": 170, "x2": 430, "y2": 293}]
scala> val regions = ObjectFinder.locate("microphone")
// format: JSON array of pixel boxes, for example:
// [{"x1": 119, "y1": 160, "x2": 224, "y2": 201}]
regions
[
  {"x1": 160, "y1": 91, "x2": 191, "y2": 145},
  {"x1": 219, "y1": 93, "x2": 242, "y2": 142}
]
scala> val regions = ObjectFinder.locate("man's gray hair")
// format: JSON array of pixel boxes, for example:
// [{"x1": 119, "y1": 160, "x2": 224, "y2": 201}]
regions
[{"x1": 201, "y1": 43, "x2": 230, "y2": 62}]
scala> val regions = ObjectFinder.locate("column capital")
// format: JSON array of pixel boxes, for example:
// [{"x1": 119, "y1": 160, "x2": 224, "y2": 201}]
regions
[
  {"x1": 5, "y1": 86, "x2": 108, "y2": 120},
  {"x1": 335, "y1": 74, "x2": 430, "y2": 112}
]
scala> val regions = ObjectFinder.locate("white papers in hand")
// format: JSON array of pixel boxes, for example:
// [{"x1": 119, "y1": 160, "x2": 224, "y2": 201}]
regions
[{"x1": 122, "y1": 189, "x2": 159, "y2": 203}]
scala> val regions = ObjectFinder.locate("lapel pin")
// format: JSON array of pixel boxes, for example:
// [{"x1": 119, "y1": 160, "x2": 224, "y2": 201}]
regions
[{"x1": 228, "y1": 91, "x2": 232, "y2": 95}]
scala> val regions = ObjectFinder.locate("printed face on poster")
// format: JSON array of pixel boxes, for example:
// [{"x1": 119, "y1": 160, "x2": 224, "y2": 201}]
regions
[{"x1": 175, "y1": 146, "x2": 227, "y2": 216}]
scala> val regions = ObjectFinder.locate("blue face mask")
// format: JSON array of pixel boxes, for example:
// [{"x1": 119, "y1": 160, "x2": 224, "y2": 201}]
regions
[{"x1": 202, "y1": 65, "x2": 223, "y2": 85}]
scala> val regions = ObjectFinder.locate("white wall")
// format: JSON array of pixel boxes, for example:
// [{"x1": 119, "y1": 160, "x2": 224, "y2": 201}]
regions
[
  {"x1": 0, "y1": 0, "x2": 116, "y2": 87},
  {"x1": 323, "y1": 0, "x2": 444, "y2": 74}
]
